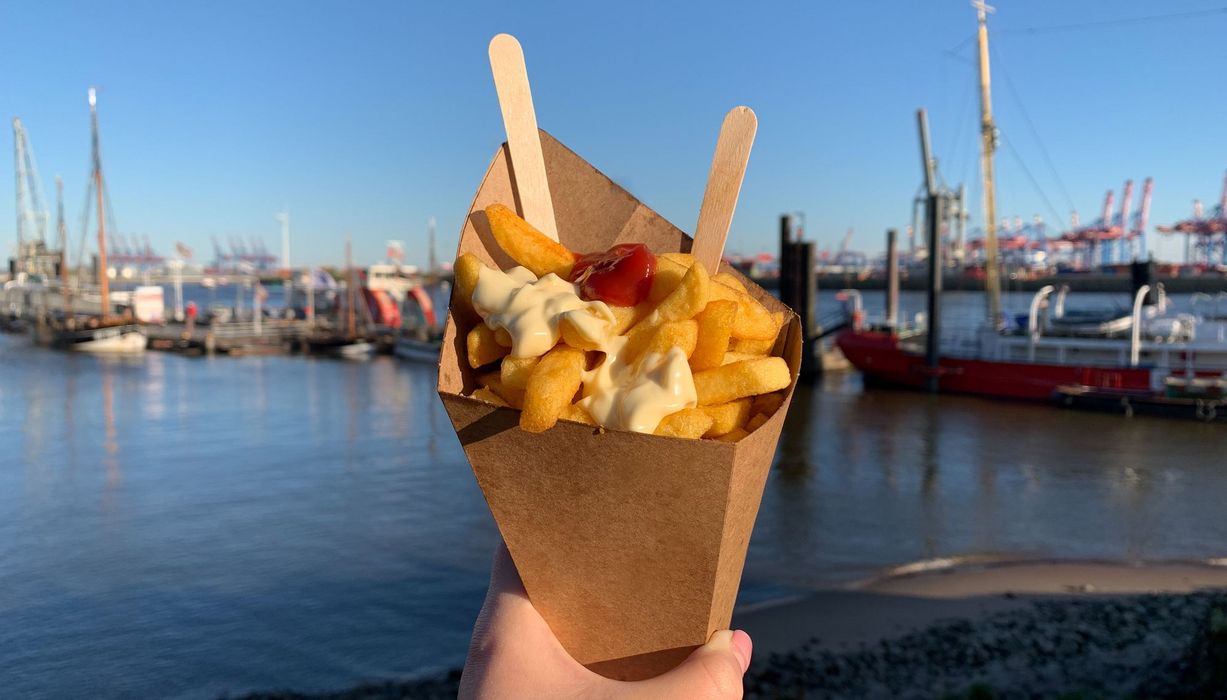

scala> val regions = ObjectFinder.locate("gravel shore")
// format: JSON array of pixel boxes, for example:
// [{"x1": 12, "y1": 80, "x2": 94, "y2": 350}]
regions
[
  {"x1": 236, "y1": 563, "x2": 1227, "y2": 700},
  {"x1": 745, "y1": 590, "x2": 1227, "y2": 699}
]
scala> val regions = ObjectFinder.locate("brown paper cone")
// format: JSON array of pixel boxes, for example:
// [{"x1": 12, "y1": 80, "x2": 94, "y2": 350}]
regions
[{"x1": 437, "y1": 130, "x2": 801, "y2": 680}]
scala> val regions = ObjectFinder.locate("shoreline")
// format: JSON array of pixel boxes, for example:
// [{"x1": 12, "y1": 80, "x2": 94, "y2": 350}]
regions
[
  {"x1": 737, "y1": 558, "x2": 1227, "y2": 658},
  {"x1": 238, "y1": 558, "x2": 1227, "y2": 699}
]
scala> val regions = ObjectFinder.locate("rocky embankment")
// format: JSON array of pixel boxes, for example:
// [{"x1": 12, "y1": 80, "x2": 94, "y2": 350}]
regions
[{"x1": 237, "y1": 591, "x2": 1227, "y2": 699}]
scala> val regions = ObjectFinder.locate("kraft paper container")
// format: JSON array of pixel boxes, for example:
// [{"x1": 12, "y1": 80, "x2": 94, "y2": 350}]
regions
[{"x1": 437, "y1": 130, "x2": 801, "y2": 680}]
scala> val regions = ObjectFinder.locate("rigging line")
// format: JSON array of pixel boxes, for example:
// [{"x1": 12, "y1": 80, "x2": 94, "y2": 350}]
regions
[
  {"x1": 946, "y1": 70, "x2": 977, "y2": 191},
  {"x1": 945, "y1": 32, "x2": 976, "y2": 57},
  {"x1": 998, "y1": 6, "x2": 1227, "y2": 36},
  {"x1": 992, "y1": 47, "x2": 1077, "y2": 214},
  {"x1": 998, "y1": 128, "x2": 1066, "y2": 229}
]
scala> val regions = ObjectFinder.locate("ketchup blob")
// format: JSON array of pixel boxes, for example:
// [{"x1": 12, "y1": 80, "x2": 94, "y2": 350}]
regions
[{"x1": 569, "y1": 243, "x2": 657, "y2": 306}]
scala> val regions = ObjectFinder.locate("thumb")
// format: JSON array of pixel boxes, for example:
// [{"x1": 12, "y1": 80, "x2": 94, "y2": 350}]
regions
[{"x1": 626, "y1": 630, "x2": 752, "y2": 700}]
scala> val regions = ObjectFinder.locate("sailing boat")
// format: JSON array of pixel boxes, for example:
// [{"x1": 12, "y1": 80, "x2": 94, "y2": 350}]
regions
[
  {"x1": 50, "y1": 88, "x2": 145, "y2": 353},
  {"x1": 305, "y1": 235, "x2": 374, "y2": 358},
  {"x1": 835, "y1": 3, "x2": 1227, "y2": 400}
]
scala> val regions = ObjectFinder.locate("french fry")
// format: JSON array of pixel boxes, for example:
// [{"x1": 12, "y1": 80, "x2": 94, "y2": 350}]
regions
[
  {"x1": 560, "y1": 316, "x2": 602, "y2": 351},
  {"x1": 521, "y1": 345, "x2": 585, "y2": 433},
  {"x1": 500, "y1": 355, "x2": 540, "y2": 390},
  {"x1": 648, "y1": 253, "x2": 695, "y2": 303},
  {"x1": 662, "y1": 252, "x2": 697, "y2": 267},
  {"x1": 478, "y1": 371, "x2": 525, "y2": 409},
  {"x1": 648, "y1": 262, "x2": 709, "y2": 325},
  {"x1": 452, "y1": 253, "x2": 484, "y2": 322},
  {"x1": 468, "y1": 325, "x2": 510, "y2": 368},
  {"x1": 745, "y1": 413, "x2": 769, "y2": 433},
  {"x1": 694, "y1": 357, "x2": 792, "y2": 405},
  {"x1": 732, "y1": 310, "x2": 787, "y2": 354},
  {"x1": 485, "y1": 203, "x2": 576, "y2": 278},
  {"x1": 470, "y1": 386, "x2": 508, "y2": 407},
  {"x1": 618, "y1": 321, "x2": 659, "y2": 367},
  {"x1": 494, "y1": 327, "x2": 514, "y2": 347},
  {"x1": 710, "y1": 277, "x2": 776, "y2": 341},
  {"x1": 717, "y1": 427, "x2": 749, "y2": 443},
  {"x1": 561, "y1": 402, "x2": 596, "y2": 426},
  {"x1": 730, "y1": 335, "x2": 776, "y2": 356},
  {"x1": 654, "y1": 408, "x2": 714, "y2": 439},
  {"x1": 713, "y1": 271, "x2": 746, "y2": 293},
  {"x1": 751, "y1": 391, "x2": 786, "y2": 417},
  {"x1": 721, "y1": 351, "x2": 760, "y2": 366},
  {"x1": 611, "y1": 302, "x2": 653, "y2": 335},
  {"x1": 700, "y1": 398, "x2": 752, "y2": 438},
  {"x1": 641, "y1": 320, "x2": 698, "y2": 360},
  {"x1": 691, "y1": 299, "x2": 737, "y2": 371}
]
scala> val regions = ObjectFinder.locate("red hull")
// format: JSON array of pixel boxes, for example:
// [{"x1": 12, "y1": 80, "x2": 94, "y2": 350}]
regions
[{"x1": 835, "y1": 330, "x2": 1152, "y2": 401}]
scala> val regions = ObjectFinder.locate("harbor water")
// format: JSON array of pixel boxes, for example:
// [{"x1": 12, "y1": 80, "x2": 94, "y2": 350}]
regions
[{"x1": 2, "y1": 290, "x2": 1225, "y2": 698}]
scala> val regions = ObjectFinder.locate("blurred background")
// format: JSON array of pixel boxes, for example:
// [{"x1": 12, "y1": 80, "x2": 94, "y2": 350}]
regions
[{"x1": 3, "y1": 1, "x2": 1226, "y2": 697}]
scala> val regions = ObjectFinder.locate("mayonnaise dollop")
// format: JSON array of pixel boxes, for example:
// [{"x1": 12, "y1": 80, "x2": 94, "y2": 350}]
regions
[
  {"x1": 578, "y1": 339, "x2": 697, "y2": 433},
  {"x1": 472, "y1": 266, "x2": 615, "y2": 357},
  {"x1": 471, "y1": 264, "x2": 698, "y2": 434}
]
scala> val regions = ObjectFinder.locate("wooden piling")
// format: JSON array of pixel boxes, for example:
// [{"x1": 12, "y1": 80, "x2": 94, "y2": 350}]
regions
[
  {"x1": 779, "y1": 214, "x2": 819, "y2": 382},
  {"x1": 886, "y1": 228, "x2": 899, "y2": 328}
]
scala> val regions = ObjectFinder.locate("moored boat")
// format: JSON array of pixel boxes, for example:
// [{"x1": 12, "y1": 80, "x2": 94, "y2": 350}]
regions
[
  {"x1": 44, "y1": 89, "x2": 148, "y2": 355},
  {"x1": 838, "y1": 284, "x2": 1227, "y2": 400},
  {"x1": 51, "y1": 323, "x2": 147, "y2": 353},
  {"x1": 837, "y1": 4, "x2": 1227, "y2": 402}
]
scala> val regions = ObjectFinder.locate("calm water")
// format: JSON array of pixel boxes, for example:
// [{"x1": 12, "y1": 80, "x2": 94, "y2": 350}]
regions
[{"x1": 2, "y1": 291, "x2": 1225, "y2": 698}]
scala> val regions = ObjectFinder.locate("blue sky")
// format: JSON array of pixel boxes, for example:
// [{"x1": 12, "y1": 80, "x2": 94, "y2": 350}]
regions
[{"x1": 3, "y1": 0, "x2": 1226, "y2": 268}]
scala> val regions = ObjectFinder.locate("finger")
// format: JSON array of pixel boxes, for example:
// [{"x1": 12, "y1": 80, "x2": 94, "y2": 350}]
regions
[{"x1": 621, "y1": 629, "x2": 752, "y2": 700}]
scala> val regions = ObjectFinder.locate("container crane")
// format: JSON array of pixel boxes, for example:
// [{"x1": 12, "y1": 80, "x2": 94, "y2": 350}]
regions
[
  {"x1": 1156, "y1": 170, "x2": 1227, "y2": 266},
  {"x1": 11, "y1": 118, "x2": 55, "y2": 277}
]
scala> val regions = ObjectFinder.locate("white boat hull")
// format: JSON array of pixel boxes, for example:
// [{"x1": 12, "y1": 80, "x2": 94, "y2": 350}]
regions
[
  {"x1": 62, "y1": 324, "x2": 149, "y2": 351},
  {"x1": 73, "y1": 328, "x2": 148, "y2": 353},
  {"x1": 336, "y1": 341, "x2": 374, "y2": 359}
]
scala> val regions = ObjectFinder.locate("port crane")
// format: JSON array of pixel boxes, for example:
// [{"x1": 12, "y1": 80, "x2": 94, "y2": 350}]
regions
[
  {"x1": 11, "y1": 118, "x2": 56, "y2": 277},
  {"x1": 1156, "y1": 171, "x2": 1227, "y2": 266},
  {"x1": 1059, "y1": 178, "x2": 1152, "y2": 269}
]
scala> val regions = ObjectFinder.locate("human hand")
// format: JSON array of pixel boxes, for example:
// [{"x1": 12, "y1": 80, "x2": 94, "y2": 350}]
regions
[{"x1": 459, "y1": 542, "x2": 753, "y2": 699}]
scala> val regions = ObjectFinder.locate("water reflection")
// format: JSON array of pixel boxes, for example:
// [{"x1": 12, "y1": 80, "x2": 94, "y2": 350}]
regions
[
  {"x1": 2, "y1": 329, "x2": 1226, "y2": 697},
  {"x1": 102, "y1": 368, "x2": 120, "y2": 488}
]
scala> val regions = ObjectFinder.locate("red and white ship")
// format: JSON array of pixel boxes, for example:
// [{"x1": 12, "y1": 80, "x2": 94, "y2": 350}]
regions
[
  {"x1": 837, "y1": 4, "x2": 1227, "y2": 402},
  {"x1": 837, "y1": 285, "x2": 1227, "y2": 400}
]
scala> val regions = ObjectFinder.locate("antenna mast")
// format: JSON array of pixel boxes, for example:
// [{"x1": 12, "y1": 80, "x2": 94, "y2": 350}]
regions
[{"x1": 974, "y1": 0, "x2": 1002, "y2": 325}]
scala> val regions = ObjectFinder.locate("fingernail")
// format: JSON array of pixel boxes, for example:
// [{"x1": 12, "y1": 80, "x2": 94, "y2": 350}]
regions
[
  {"x1": 706, "y1": 629, "x2": 734, "y2": 649},
  {"x1": 731, "y1": 630, "x2": 752, "y2": 673}
]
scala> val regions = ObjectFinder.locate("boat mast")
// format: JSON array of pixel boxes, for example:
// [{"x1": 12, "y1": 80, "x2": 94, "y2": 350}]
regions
[
  {"x1": 89, "y1": 87, "x2": 110, "y2": 321},
  {"x1": 974, "y1": 1, "x2": 1002, "y2": 325},
  {"x1": 57, "y1": 176, "x2": 71, "y2": 318},
  {"x1": 346, "y1": 234, "x2": 356, "y2": 339}
]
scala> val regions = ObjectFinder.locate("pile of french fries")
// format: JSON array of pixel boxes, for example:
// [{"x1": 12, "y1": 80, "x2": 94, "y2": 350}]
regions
[{"x1": 452, "y1": 203, "x2": 792, "y2": 440}]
